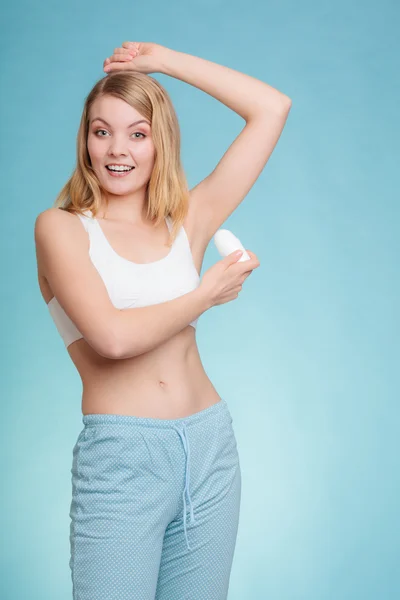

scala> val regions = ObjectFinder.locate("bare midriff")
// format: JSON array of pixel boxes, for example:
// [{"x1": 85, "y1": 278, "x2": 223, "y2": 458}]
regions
[
  {"x1": 39, "y1": 206, "x2": 222, "y2": 419},
  {"x1": 67, "y1": 324, "x2": 222, "y2": 418}
]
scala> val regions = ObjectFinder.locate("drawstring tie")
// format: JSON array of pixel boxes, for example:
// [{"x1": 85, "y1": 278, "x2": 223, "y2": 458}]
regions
[{"x1": 172, "y1": 421, "x2": 195, "y2": 550}]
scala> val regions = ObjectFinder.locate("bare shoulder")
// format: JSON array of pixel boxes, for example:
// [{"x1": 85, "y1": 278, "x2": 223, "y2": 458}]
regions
[
  {"x1": 35, "y1": 206, "x2": 76, "y2": 235},
  {"x1": 35, "y1": 207, "x2": 86, "y2": 249},
  {"x1": 34, "y1": 207, "x2": 87, "y2": 281}
]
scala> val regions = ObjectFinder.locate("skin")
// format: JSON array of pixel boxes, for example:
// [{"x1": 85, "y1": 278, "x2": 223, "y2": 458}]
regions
[
  {"x1": 39, "y1": 95, "x2": 222, "y2": 418},
  {"x1": 87, "y1": 95, "x2": 156, "y2": 225}
]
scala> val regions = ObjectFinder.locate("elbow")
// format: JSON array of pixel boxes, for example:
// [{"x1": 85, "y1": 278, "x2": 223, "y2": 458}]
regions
[
  {"x1": 97, "y1": 338, "x2": 122, "y2": 360},
  {"x1": 280, "y1": 95, "x2": 292, "y2": 113},
  {"x1": 88, "y1": 321, "x2": 124, "y2": 360},
  {"x1": 285, "y1": 96, "x2": 292, "y2": 107},
  {"x1": 108, "y1": 340, "x2": 143, "y2": 361},
  {"x1": 96, "y1": 316, "x2": 140, "y2": 360},
  {"x1": 88, "y1": 336, "x2": 120, "y2": 360}
]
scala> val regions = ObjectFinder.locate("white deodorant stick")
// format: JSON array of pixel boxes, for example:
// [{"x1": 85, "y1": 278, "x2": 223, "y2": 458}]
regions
[{"x1": 213, "y1": 229, "x2": 251, "y2": 262}]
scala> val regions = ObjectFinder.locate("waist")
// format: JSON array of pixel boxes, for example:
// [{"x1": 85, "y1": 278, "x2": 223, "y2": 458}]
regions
[
  {"x1": 79, "y1": 345, "x2": 221, "y2": 418},
  {"x1": 82, "y1": 396, "x2": 229, "y2": 429}
]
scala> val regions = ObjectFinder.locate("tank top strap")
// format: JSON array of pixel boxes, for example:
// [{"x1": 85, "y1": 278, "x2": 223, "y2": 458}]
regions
[{"x1": 76, "y1": 209, "x2": 95, "y2": 233}]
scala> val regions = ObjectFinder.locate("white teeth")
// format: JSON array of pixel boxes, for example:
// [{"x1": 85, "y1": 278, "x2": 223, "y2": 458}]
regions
[{"x1": 106, "y1": 165, "x2": 134, "y2": 172}]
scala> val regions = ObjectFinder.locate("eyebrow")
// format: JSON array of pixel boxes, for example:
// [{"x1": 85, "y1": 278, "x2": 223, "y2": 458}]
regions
[{"x1": 90, "y1": 117, "x2": 150, "y2": 128}]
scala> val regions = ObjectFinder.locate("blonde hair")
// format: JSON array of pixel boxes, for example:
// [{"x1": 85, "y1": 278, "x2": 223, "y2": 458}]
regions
[{"x1": 54, "y1": 71, "x2": 190, "y2": 246}]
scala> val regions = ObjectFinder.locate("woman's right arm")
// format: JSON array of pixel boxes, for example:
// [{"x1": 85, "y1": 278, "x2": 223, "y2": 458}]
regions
[{"x1": 35, "y1": 208, "x2": 212, "y2": 359}]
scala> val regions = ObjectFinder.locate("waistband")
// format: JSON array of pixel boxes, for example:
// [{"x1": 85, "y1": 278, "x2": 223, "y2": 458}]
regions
[
  {"x1": 81, "y1": 396, "x2": 230, "y2": 552},
  {"x1": 82, "y1": 397, "x2": 229, "y2": 429}
]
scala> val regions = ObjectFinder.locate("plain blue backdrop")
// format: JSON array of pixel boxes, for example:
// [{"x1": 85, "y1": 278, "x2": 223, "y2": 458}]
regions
[{"x1": 1, "y1": 1, "x2": 399, "y2": 598}]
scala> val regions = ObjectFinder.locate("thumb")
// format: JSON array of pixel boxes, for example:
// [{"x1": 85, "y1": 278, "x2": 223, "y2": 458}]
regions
[{"x1": 224, "y1": 249, "x2": 243, "y2": 265}]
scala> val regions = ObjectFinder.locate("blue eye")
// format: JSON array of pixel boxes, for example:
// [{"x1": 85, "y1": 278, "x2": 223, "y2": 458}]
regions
[{"x1": 94, "y1": 129, "x2": 146, "y2": 139}]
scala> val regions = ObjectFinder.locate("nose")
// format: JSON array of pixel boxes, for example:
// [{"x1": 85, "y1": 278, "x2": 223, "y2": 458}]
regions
[{"x1": 107, "y1": 135, "x2": 129, "y2": 157}]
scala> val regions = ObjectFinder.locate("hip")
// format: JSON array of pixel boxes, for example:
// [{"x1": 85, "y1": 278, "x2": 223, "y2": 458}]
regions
[{"x1": 71, "y1": 396, "x2": 240, "y2": 534}]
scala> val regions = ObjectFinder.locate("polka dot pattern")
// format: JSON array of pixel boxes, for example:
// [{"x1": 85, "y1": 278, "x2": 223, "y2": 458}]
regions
[{"x1": 69, "y1": 398, "x2": 242, "y2": 599}]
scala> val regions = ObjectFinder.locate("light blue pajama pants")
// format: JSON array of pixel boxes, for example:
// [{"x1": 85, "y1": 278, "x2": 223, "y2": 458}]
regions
[{"x1": 69, "y1": 397, "x2": 242, "y2": 599}]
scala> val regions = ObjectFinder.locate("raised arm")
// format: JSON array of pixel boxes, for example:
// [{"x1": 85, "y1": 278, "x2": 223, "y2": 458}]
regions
[{"x1": 35, "y1": 208, "x2": 211, "y2": 359}]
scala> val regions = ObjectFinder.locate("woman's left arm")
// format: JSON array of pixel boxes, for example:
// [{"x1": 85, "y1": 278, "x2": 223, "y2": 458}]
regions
[
  {"x1": 111, "y1": 41, "x2": 292, "y2": 238},
  {"x1": 158, "y1": 48, "x2": 292, "y2": 239},
  {"x1": 159, "y1": 47, "x2": 291, "y2": 121}
]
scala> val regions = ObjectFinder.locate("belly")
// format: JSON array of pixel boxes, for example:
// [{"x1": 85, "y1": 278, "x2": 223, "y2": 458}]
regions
[{"x1": 68, "y1": 326, "x2": 222, "y2": 418}]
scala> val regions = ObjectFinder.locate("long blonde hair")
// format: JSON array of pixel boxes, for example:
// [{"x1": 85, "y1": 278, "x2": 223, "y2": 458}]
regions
[{"x1": 54, "y1": 71, "x2": 190, "y2": 246}]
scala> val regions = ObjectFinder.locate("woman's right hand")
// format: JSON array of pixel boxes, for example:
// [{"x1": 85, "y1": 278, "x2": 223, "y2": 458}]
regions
[
  {"x1": 103, "y1": 41, "x2": 168, "y2": 75},
  {"x1": 199, "y1": 249, "x2": 260, "y2": 308}
]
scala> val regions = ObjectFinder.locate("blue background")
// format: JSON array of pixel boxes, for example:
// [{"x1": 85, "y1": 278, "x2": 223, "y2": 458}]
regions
[{"x1": 1, "y1": 0, "x2": 399, "y2": 598}]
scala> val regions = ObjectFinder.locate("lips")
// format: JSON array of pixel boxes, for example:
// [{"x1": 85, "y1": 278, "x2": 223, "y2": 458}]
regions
[
  {"x1": 105, "y1": 165, "x2": 135, "y2": 170},
  {"x1": 105, "y1": 166, "x2": 135, "y2": 178}
]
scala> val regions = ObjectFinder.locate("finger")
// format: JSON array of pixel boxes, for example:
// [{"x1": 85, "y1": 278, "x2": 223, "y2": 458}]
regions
[
  {"x1": 244, "y1": 250, "x2": 260, "y2": 266},
  {"x1": 118, "y1": 44, "x2": 137, "y2": 57},
  {"x1": 122, "y1": 41, "x2": 139, "y2": 50},
  {"x1": 114, "y1": 46, "x2": 135, "y2": 57},
  {"x1": 104, "y1": 61, "x2": 131, "y2": 72},
  {"x1": 114, "y1": 50, "x2": 133, "y2": 59},
  {"x1": 110, "y1": 52, "x2": 133, "y2": 62}
]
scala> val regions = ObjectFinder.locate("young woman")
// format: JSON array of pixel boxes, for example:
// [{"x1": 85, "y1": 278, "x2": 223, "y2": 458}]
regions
[{"x1": 34, "y1": 41, "x2": 291, "y2": 600}]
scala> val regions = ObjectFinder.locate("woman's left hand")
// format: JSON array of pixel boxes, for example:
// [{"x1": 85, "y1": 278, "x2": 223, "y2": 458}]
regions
[{"x1": 103, "y1": 41, "x2": 168, "y2": 75}]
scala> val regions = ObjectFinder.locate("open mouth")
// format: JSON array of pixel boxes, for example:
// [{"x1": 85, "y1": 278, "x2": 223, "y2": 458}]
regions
[{"x1": 105, "y1": 166, "x2": 135, "y2": 177}]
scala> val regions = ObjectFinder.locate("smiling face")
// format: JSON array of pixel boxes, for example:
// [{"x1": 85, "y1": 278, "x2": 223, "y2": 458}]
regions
[{"x1": 87, "y1": 94, "x2": 155, "y2": 199}]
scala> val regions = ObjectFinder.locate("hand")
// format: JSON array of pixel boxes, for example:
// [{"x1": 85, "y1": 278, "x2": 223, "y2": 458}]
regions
[
  {"x1": 199, "y1": 249, "x2": 260, "y2": 309},
  {"x1": 103, "y1": 41, "x2": 168, "y2": 75}
]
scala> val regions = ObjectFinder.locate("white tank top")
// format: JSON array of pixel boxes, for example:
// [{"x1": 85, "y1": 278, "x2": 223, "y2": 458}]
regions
[{"x1": 47, "y1": 209, "x2": 201, "y2": 349}]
